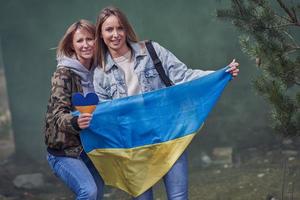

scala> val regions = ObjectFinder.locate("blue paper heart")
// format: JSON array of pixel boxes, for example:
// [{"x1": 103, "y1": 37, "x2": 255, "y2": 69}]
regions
[{"x1": 72, "y1": 93, "x2": 99, "y2": 106}]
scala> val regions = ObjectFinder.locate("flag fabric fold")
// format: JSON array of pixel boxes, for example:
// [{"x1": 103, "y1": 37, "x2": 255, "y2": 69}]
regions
[{"x1": 79, "y1": 67, "x2": 232, "y2": 196}]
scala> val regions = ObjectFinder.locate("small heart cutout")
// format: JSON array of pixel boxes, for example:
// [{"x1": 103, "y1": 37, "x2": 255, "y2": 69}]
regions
[
  {"x1": 72, "y1": 93, "x2": 99, "y2": 106},
  {"x1": 72, "y1": 93, "x2": 99, "y2": 113}
]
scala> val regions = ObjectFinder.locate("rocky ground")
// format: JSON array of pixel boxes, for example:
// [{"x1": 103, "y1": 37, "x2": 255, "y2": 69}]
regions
[{"x1": 0, "y1": 145, "x2": 299, "y2": 200}]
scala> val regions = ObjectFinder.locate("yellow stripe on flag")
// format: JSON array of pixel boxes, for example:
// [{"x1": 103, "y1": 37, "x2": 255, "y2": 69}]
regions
[{"x1": 87, "y1": 133, "x2": 196, "y2": 197}]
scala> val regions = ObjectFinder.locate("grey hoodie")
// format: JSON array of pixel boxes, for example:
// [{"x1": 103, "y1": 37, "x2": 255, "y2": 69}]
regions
[{"x1": 57, "y1": 56, "x2": 95, "y2": 95}]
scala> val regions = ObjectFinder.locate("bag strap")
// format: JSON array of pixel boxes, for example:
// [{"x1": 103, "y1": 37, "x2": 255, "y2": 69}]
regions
[{"x1": 145, "y1": 40, "x2": 174, "y2": 87}]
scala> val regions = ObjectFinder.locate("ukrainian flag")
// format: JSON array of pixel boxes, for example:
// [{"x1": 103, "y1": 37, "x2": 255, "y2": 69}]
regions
[{"x1": 80, "y1": 67, "x2": 232, "y2": 197}]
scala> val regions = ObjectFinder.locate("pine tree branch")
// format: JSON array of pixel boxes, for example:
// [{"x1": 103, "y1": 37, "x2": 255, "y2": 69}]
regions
[
  {"x1": 218, "y1": 0, "x2": 300, "y2": 136},
  {"x1": 275, "y1": 14, "x2": 292, "y2": 23},
  {"x1": 291, "y1": 7, "x2": 299, "y2": 25},
  {"x1": 233, "y1": 0, "x2": 245, "y2": 16},
  {"x1": 276, "y1": 0, "x2": 295, "y2": 21},
  {"x1": 267, "y1": 23, "x2": 300, "y2": 29},
  {"x1": 276, "y1": 0, "x2": 300, "y2": 26},
  {"x1": 288, "y1": 47, "x2": 300, "y2": 53},
  {"x1": 285, "y1": 48, "x2": 300, "y2": 55},
  {"x1": 283, "y1": 31, "x2": 300, "y2": 52}
]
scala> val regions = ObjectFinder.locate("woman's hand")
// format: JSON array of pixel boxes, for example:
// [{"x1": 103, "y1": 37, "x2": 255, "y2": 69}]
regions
[
  {"x1": 77, "y1": 113, "x2": 93, "y2": 129},
  {"x1": 226, "y1": 59, "x2": 240, "y2": 78}
]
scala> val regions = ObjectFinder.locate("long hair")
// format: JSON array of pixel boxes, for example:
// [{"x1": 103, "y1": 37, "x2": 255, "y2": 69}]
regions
[
  {"x1": 57, "y1": 19, "x2": 96, "y2": 58},
  {"x1": 95, "y1": 6, "x2": 139, "y2": 68}
]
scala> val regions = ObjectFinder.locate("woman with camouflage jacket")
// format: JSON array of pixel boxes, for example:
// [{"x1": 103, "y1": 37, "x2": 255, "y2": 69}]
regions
[{"x1": 44, "y1": 20, "x2": 104, "y2": 200}]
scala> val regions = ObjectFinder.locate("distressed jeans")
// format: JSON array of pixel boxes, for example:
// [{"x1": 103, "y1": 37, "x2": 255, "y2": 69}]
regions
[
  {"x1": 133, "y1": 151, "x2": 188, "y2": 200},
  {"x1": 47, "y1": 151, "x2": 104, "y2": 200}
]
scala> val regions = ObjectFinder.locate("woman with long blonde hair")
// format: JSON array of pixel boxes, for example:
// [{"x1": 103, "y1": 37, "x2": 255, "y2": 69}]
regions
[
  {"x1": 94, "y1": 6, "x2": 239, "y2": 200},
  {"x1": 44, "y1": 20, "x2": 104, "y2": 200}
]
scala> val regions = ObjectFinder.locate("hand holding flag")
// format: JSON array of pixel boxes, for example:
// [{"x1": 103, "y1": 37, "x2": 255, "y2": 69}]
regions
[
  {"x1": 226, "y1": 59, "x2": 240, "y2": 77},
  {"x1": 72, "y1": 93, "x2": 99, "y2": 129}
]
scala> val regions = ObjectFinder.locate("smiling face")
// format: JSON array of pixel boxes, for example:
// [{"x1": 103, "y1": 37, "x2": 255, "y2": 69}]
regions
[
  {"x1": 101, "y1": 15, "x2": 129, "y2": 58},
  {"x1": 72, "y1": 28, "x2": 95, "y2": 68}
]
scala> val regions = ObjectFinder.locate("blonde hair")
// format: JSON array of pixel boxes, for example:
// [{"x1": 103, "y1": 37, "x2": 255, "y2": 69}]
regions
[
  {"x1": 95, "y1": 6, "x2": 139, "y2": 68},
  {"x1": 57, "y1": 19, "x2": 96, "y2": 58}
]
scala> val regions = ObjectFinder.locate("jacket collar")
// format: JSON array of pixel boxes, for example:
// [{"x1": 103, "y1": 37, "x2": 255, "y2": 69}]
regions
[{"x1": 104, "y1": 41, "x2": 147, "y2": 72}]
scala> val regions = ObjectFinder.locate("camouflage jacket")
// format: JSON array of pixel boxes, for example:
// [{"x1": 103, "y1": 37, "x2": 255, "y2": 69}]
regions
[{"x1": 44, "y1": 67, "x2": 83, "y2": 157}]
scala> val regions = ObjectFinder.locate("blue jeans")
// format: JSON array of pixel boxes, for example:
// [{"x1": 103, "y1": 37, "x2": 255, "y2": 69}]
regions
[
  {"x1": 47, "y1": 152, "x2": 104, "y2": 200},
  {"x1": 133, "y1": 151, "x2": 188, "y2": 200}
]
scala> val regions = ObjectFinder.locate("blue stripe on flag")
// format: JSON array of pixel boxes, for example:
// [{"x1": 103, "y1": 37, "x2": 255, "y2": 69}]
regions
[{"x1": 80, "y1": 67, "x2": 231, "y2": 152}]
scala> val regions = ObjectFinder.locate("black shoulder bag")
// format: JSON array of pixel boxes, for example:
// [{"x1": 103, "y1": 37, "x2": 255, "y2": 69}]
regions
[{"x1": 145, "y1": 40, "x2": 174, "y2": 87}]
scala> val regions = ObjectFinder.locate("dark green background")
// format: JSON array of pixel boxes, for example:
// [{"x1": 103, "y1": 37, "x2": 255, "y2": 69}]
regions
[{"x1": 0, "y1": 0, "x2": 271, "y2": 161}]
